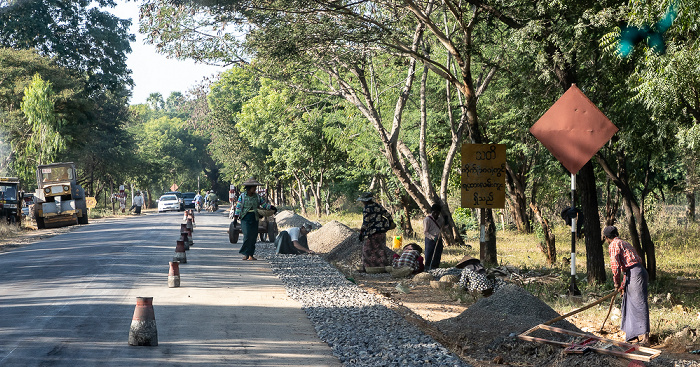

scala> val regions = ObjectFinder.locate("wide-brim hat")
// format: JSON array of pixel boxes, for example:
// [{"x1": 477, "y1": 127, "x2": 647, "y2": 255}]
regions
[
  {"x1": 455, "y1": 255, "x2": 480, "y2": 269},
  {"x1": 242, "y1": 177, "x2": 262, "y2": 187},
  {"x1": 357, "y1": 192, "x2": 374, "y2": 201}
]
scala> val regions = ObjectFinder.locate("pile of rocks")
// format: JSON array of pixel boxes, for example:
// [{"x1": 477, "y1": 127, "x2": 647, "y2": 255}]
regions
[
  {"x1": 275, "y1": 210, "x2": 320, "y2": 230},
  {"x1": 258, "y1": 243, "x2": 469, "y2": 366},
  {"x1": 307, "y1": 220, "x2": 363, "y2": 268}
]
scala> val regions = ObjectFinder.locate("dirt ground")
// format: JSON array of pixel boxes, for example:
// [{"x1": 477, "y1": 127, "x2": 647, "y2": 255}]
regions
[{"x1": 347, "y1": 269, "x2": 700, "y2": 367}]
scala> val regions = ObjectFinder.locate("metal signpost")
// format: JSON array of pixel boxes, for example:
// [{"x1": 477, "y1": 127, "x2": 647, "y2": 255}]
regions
[{"x1": 530, "y1": 84, "x2": 618, "y2": 296}]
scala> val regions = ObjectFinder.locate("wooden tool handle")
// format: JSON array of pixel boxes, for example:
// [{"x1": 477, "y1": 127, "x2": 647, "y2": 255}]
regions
[{"x1": 543, "y1": 290, "x2": 619, "y2": 326}]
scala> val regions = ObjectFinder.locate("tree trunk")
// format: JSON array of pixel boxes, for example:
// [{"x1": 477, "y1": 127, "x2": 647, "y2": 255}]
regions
[
  {"x1": 399, "y1": 191, "x2": 414, "y2": 238},
  {"x1": 596, "y1": 153, "x2": 657, "y2": 280},
  {"x1": 479, "y1": 208, "x2": 498, "y2": 266},
  {"x1": 529, "y1": 202, "x2": 556, "y2": 265},
  {"x1": 686, "y1": 191, "x2": 696, "y2": 223},
  {"x1": 505, "y1": 163, "x2": 532, "y2": 233},
  {"x1": 576, "y1": 161, "x2": 606, "y2": 284},
  {"x1": 292, "y1": 174, "x2": 307, "y2": 216},
  {"x1": 604, "y1": 178, "x2": 619, "y2": 226}
]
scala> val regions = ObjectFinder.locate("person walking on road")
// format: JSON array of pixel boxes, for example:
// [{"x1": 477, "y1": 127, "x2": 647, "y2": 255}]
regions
[
  {"x1": 357, "y1": 192, "x2": 393, "y2": 272},
  {"x1": 233, "y1": 178, "x2": 275, "y2": 260},
  {"x1": 423, "y1": 203, "x2": 444, "y2": 271},
  {"x1": 604, "y1": 225, "x2": 650, "y2": 346},
  {"x1": 130, "y1": 191, "x2": 144, "y2": 215}
]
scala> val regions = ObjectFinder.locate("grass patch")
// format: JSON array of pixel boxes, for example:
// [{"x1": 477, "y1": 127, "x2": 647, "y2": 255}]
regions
[
  {"x1": 312, "y1": 206, "x2": 700, "y2": 344},
  {"x1": 0, "y1": 221, "x2": 21, "y2": 240}
]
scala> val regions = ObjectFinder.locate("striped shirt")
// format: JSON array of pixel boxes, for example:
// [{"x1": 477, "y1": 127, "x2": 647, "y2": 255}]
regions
[{"x1": 608, "y1": 237, "x2": 643, "y2": 286}]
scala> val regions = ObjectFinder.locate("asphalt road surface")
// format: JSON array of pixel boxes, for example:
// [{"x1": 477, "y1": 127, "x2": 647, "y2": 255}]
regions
[{"x1": 0, "y1": 210, "x2": 341, "y2": 366}]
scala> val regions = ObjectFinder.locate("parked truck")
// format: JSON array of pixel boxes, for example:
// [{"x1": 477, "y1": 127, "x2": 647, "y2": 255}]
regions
[
  {"x1": 0, "y1": 177, "x2": 22, "y2": 225},
  {"x1": 32, "y1": 162, "x2": 88, "y2": 229}
]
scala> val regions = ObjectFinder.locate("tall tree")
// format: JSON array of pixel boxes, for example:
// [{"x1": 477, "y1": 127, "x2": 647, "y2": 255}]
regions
[
  {"x1": 0, "y1": 0, "x2": 134, "y2": 97},
  {"x1": 140, "y1": 0, "x2": 502, "y2": 262},
  {"x1": 21, "y1": 74, "x2": 66, "y2": 166}
]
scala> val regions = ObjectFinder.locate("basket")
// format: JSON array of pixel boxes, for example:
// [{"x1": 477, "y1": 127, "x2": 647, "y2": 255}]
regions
[{"x1": 257, "y1": 209, "x2": 275, "y2": 217}]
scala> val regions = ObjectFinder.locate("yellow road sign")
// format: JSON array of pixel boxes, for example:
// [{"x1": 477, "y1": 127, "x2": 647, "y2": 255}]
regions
[
  {"x1": 85, "y1": 197, "x2": 97, "y2": 209},
  {"x1": 461, "y1": 144, "x2": 506, "y2": 208}
]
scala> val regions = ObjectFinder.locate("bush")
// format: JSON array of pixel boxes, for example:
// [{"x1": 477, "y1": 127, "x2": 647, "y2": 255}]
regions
[{"x1": 453, "y1": 207, "x2": 477, "y2": 233}]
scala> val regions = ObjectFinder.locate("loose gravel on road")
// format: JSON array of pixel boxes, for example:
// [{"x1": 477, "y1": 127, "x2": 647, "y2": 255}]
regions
[{"x1": 257, "y1": 243, "x2": 470, "y2": 367}]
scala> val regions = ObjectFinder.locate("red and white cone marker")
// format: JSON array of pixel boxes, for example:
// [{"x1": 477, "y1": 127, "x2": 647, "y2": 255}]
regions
[
  {"x1": 168, "y1": 261, "x2": 180, "y2": 288},
  {"x1": 186, "y1": 218, "x2": 194, "y2": 234},
  {"x1": 128, "y1": 297, "x2": 158, "y2": 346},
  {"x1": 180, "y1": 231, "x2": 191, "y2": 250},
  {"x1": 173, "y1": 240, "x2": 187, "y2": 263}
]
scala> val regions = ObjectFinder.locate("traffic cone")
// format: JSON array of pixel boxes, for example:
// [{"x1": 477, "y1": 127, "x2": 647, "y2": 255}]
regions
[
  {"x1": 168, "y1": 261, "x2": 180, "y2": 288},
  {"x1": 180, "y1": 231, "x2": 191, "y2": 250},
  {"x1": 128, "y1": 297, "x2": 158, "y2": 346},
  {"x1": 173, "y1": 240, "x2": 187, "y2": 263},
  {"x1": 186, "y1": 218, "x2": 194, "y2": 234},
  {"x1": 182, "y1": 227, "x2": 193, "y2": 248}
]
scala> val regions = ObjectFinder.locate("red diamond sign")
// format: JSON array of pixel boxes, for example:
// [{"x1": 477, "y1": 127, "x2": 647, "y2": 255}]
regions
[
  {"x1": 530, "y1": 85, "x2": 618, "y2": 174},
  {"x1": 170, "y1": 184, "x2": 179, "y2": 192}
]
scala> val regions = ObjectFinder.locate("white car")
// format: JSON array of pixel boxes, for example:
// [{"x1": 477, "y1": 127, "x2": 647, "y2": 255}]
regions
[{"x1": 158, "y1": 194, "x2": 180, "y2": 213}]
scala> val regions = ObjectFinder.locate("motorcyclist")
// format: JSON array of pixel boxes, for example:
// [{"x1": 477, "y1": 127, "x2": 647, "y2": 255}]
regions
[
  {"x1": 194, "y1": 192, "x2": 203, "y2": 211},
  {"x1": 205, "y1": 190, "x2": 218, "y2": 211}
]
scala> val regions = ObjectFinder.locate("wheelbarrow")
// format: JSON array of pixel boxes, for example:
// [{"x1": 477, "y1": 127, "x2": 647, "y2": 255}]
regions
[{"x1": 228, "y1": 209, "x2": 278, "y2": 244}]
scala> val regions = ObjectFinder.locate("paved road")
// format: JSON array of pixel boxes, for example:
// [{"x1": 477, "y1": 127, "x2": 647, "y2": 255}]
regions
[{"x1": 0, "y1": 210, "x2": 341, "y2": 366}]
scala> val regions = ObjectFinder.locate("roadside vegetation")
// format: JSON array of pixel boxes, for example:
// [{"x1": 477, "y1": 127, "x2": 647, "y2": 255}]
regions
[{"x1": 317, "y1": 203, "x2": 700, "y2": 346}]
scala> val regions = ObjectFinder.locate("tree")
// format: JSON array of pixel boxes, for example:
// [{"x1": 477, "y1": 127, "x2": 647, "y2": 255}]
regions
[
  {"x1": 0, "y1": 49, "x2": 89, "y2": 184},
  {"x1": 21, "y1": 74, "x2": 66, "y2": 166},
  {"x1": 147, "y1": 93, "x2": 165, "y2": 111},
  {"x1": 0, "y1": 0, "x2": 134, "y2": 97},
  {"x1": 139, "y1": 0, "x2": 501, "y2": 263}
]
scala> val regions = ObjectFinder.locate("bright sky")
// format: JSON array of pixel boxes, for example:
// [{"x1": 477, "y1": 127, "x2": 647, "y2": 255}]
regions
[{"x1": 108, "y1": 1, "x2": 227, "y2": 105}]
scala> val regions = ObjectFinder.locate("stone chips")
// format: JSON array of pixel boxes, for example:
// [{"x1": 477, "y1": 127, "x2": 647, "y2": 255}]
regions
[{"x1": 307, "y1": 220, "x2": 362, "y2": 267}]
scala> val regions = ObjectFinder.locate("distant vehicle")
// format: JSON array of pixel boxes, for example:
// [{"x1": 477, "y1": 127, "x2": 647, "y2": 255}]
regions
[
  {"x1": 0, "y1": 177, "x2": 22, "y2": 225},
  {"x1": 163, "y1": 191, "x2": 184, "y2": 211},
  {"x1": 32, "y1": 162, "x2": 88, "y2": 228},
  {"x1": 182, "y1": 192, "x2": 196, "y2": 208},
  {"x1": 158, "y1": 195, "x2": 181, "y2": 213}
]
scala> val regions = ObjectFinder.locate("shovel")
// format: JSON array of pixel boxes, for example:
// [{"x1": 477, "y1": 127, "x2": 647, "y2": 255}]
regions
[{"x1": 598, "y1": 290, "x2": 619, "y2": 334}]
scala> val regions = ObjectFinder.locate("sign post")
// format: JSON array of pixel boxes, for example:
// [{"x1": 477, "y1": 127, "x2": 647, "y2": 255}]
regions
[
  {"x1": 530, "y1": 84, "x2": 618, "y2": 296},
  {"x1": 461, "y1": 144, "x2": 506, "y2": 260}
]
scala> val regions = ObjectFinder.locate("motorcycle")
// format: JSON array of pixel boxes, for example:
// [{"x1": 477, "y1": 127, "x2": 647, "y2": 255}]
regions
[
  {"x1": 205, "y1": 200, "x2": 218, "y2": 212},
  {"x1": 195, "y1": 200, "x2": 203, "y2": 213}
]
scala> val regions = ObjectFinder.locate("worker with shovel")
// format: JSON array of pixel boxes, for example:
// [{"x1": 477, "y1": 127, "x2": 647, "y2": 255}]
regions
[{"x1": 604, "y1": 226, "x2": 650, "y2": 346}]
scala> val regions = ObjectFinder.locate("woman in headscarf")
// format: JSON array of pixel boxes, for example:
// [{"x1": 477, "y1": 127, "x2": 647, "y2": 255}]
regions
[
  {"x1": 232, "y1": 178, "x2": 275, "y2": 260},
  {"x1": 357, "y1": 192, "x2": 394, "y2": 271}
]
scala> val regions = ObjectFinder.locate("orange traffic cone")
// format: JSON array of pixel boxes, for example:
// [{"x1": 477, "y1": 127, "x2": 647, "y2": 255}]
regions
[
  {"x1": 128, "y1": 297, "x2": 158, "y2": 346},
  {"x1": 173, "y1": 240, "x2": 187, "y2": 263},
  {"x1": 168, "y1": 261, "x2": 180, "y2": 288}
]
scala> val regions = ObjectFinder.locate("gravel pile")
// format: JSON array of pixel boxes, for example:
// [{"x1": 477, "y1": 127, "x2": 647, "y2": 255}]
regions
[
  {"x1": 307, "y1": 220, "x2": 364, "y2": 268},
  {"x1": 276, "y1": 210, "x2": 321, "y2": 229},
  {"x1": 257, "y1": 242, "x2": 470, "y2": 367},
  {"x1": 427, "y1": 268, "x2": 462, "y2": 279}
]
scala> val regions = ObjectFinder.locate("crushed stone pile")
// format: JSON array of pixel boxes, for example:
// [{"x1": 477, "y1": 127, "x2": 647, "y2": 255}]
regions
[
  {"x1": 436, "y1": 284, "x2": 584, "y2": 365},
  {"x1": 275, "y1": 210, "x2": 320, "y2": 230},
  {"x1": 307, "y1": 220, "x2": 362, "y2": 267}
]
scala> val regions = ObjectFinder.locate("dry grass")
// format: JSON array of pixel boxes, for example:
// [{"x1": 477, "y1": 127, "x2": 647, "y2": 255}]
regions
[
  {"x1": 315, "y1": 205, "x2": 700, "y2": 346},
  {"x1": 0, "y1": 221, "x2": 21, "y2": 240}
]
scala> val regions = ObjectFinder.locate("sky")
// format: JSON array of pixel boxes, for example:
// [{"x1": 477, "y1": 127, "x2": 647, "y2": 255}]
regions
[{"x1": 108, "y1": 2, "x2": 228, "y2": 105}]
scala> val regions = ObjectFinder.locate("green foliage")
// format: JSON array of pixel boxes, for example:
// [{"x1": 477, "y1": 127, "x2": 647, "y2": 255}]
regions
[
  {"x1": 0, "y1": 0, "x2": 134, "y2": 97},
  {"x1": 452, "y1": 207, "x2": 477, "y2": 232},
  {"x1": 20, "y1": 74, "x2": 66, "y2": 166}
]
